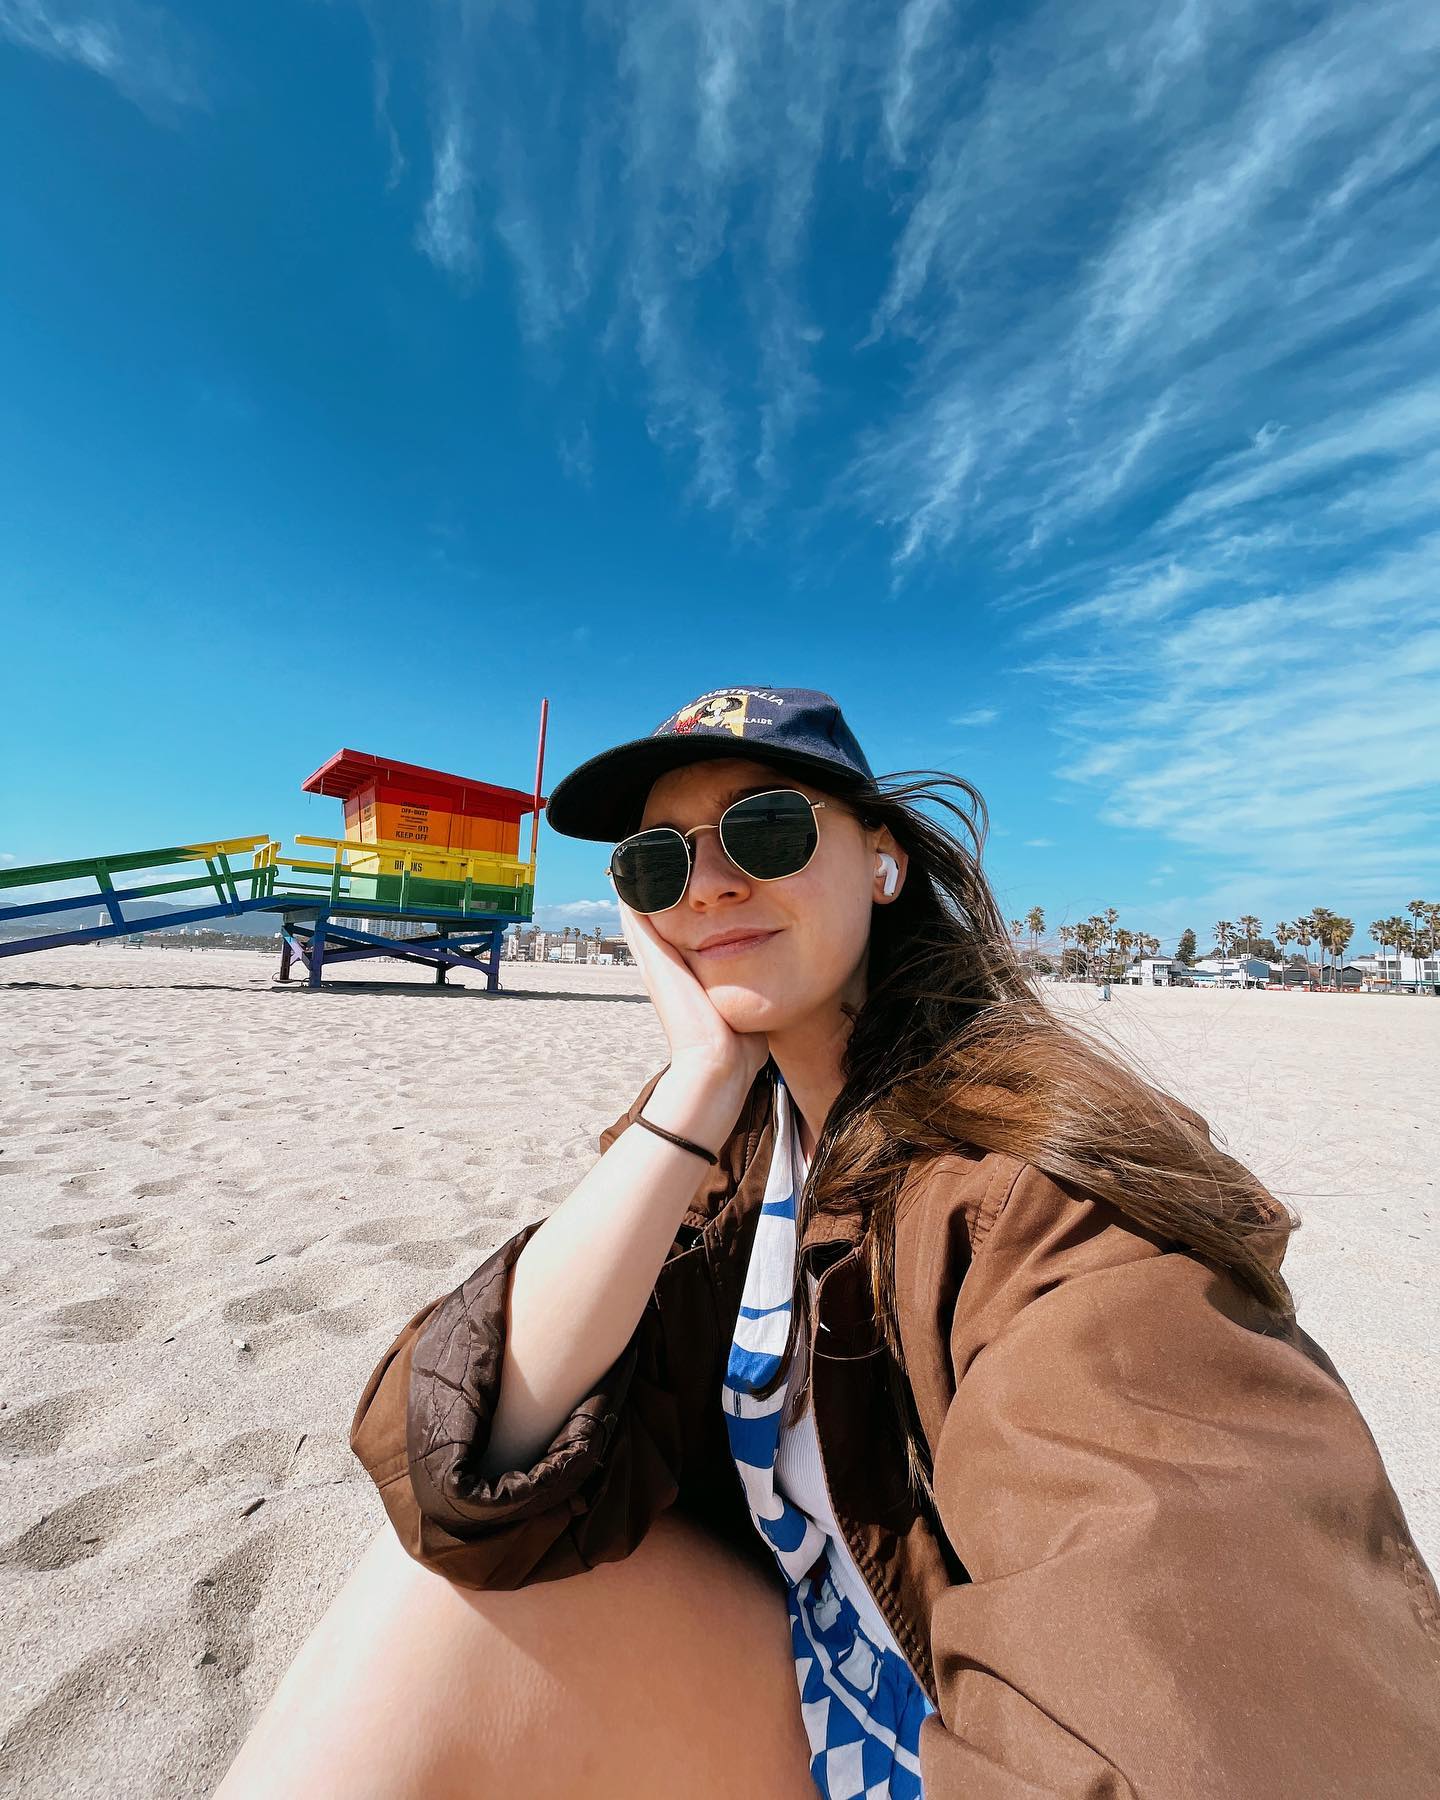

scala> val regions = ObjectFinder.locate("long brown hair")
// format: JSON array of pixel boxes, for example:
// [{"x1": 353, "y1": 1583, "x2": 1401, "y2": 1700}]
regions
[{"x1": 754, "y1": 767, "x2": 1300, "y2": 1516}]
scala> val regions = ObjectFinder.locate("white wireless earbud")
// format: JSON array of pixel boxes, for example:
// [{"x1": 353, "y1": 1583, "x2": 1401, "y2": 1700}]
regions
[{"x1": 877, "y1": 854, "x2": 899, "y2": 897}]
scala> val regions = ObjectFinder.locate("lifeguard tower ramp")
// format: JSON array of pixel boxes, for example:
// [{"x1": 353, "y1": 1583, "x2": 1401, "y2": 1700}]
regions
[{"x1": 0, "y1": 704, "x2": 551, "y2": 991}]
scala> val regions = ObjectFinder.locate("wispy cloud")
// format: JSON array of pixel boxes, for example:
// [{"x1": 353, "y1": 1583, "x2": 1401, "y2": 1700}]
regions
[
  {"x1": 1024, "y1": 838, "x2": 1055, "y2": 848},
  {"x1": 853, "y1": 0, "x2": 1440, "y2": 565},
  {"x1": 558, "y1": 424, "x2": 594, "y2": 488},
  {"x1": 0, "y1": 0, "x2": 204, "y2": 114},
  {"x1": 359, "y1": 1, "x2": 406, "y2": 190},
  {"x1": 882, "y1": 0, "x2": 958, "y2": 165},
  {"x1": 353, "y1": 0, "x2": 1439, "y2": 895},
  {"x1": 1043, "y1": 539, "x2": 1440, "y2": 888},
  {"x1": 416, "y1": 72, "x2": 480, "y2": 279},
  {"x1": 373, "y1": 0, "x2": 863, "y2": 515}
]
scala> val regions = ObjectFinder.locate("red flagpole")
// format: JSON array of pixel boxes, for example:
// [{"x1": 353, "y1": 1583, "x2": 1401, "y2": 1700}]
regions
[{"x1": 529, "y1": 696, "x2": 548, "y2": 866}]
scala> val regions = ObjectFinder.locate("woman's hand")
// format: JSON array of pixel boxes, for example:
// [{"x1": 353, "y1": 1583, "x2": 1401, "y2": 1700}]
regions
[{"x1": 618, "y1": 898, "x2": 771, "y2": 1094}]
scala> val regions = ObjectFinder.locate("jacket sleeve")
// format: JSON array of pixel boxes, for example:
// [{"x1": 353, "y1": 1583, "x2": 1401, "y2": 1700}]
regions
[
  {"x1": 917, "y1": 1163, "x2": 1440, "y2": 1799},
  {"x1": 348, "y1": 1062, "x2": 707, "y2": 1590}
]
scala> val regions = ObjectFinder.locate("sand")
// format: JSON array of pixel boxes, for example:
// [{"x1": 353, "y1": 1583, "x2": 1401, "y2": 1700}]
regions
[{"x1": 0, "y1": 946, "x2": 1434, "y2": 1797}]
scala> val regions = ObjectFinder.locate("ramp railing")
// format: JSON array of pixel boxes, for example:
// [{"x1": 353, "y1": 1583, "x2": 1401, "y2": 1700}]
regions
[{"x1": 0, "y1": 832, "x2": 538, "y2": 957}]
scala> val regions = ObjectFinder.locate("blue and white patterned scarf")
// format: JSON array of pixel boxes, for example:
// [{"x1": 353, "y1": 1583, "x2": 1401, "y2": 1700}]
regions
[{"x1": 720, "y1": 1068, "x2": 828, "y2": 1584}]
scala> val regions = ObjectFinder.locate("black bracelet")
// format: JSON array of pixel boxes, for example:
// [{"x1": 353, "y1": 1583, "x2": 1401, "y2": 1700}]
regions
[{"x1": 633, "y1": 1109, "x2": 720, "y2": 1165}]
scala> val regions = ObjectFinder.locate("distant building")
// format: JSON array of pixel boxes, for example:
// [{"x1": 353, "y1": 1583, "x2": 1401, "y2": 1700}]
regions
[
  {"x1": 504, "y1": 928, "x2": 632, "y2": 966},
  {"x1": 1121, "y1": 957, "x2": 1190, "y2": 986},
  {"x1": 1350, "y1": 951, "x2": 1439, "y2": 991},
  {"x1": 1189, "y1": 956, "x2": 1271, "y2": 988}
]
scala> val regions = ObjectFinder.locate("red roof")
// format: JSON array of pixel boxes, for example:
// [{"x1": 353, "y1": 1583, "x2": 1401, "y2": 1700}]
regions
[{"x1": 300, "y1": 749, "x2": 545, "y2": 820}]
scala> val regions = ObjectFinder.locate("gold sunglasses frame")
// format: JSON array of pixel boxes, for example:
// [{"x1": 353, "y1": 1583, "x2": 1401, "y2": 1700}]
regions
[{"x1": 604, "y1": 788, "x2": 831, "y2": 916}]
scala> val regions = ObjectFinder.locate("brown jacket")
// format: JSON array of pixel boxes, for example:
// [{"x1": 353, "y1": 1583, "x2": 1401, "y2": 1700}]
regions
[{"x1": 351, "y1": 1060, "x2": 1440, "y2": 1797}]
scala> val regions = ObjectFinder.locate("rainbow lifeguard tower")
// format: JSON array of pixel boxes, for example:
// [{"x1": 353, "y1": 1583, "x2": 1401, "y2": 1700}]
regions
[{"x1": 279, "y1": 748, "x2": 542, "y2": 987}]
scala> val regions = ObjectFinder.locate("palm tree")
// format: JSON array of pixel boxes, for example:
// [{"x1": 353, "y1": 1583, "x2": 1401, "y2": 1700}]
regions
[
  {"x1": 1293, "y1": 914, "x2": 1315, "y2": 985},
  {"x1": 1274, "y1": 921, "x2": 1294, "y2": 974},
  {"x1": 1236, "y1": 914, "x2": 1262, "y2": 957},
  {"x1": 1310, "y1": 914, "x2": 1332, "y2": 986},
  {"x1": 1009, "y1": 919, "x2": 1026, "y2": 954},
  {"x1": 1102, "y1": 908, "x2": 1119, "y2": 973},
  {"x1": 1057, "y1": 923, "x2": 1074, "y2": 978},
  {"x1": 1026, "y1": 905, "x2": 1045, "y2": 964},
  {"x1": 1391, "y1": 918, "x2": 1417, "y2": 989},
  {"x1": 1406, "y1": 901, "x2": 1430, "y2": 984},
  {"x1": 1324, "y1": 914, "x2": 1354, "y2": 986},
  {"x1": 1369, "y1": 917, "x2": 1397, "y2": 988},
  {"x1": 1212, "y1": 920, "x2": 1234, "y2": 959},
  {"x1": 1114, "y1": 927, "x2": 1135, "y2": 978}
]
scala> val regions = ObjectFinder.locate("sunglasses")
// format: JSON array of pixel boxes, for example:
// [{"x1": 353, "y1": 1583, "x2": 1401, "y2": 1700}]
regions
[{"x1": 606, "y1": 788, "x2": 830, "y2": 915}]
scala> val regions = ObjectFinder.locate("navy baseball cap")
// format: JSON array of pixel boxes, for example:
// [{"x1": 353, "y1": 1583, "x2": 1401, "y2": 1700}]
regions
[{"x1": 544, "y1": 685, "x2": 878, "y2": 843}]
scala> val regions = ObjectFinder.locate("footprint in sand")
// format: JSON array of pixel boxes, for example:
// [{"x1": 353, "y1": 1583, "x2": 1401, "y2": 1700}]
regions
[
  {"x1": 189, "y1": 1525, "x2": 286, "y2": 1681},
  {"x1": 312, "y1": 1295, "x2": 383, "y2": 1337},
  {"x1": 0, "y1": 1454, "x2": 210, "y2": 1571},
  {"x1": 44, "y1": 1294, "x2": 150, "y2": 1344},
  {"x1": 386, "y1": 1237, "x2": 466, "y2": 1271},
  {"x1": 208, "y1": 1426, "x2": 304, "y2": 1487},
  {"x1": 338, "y1": 1214, "x2": 431, "y2": 1247},
  {"x1": 35, "y1": 1212, "x2": 141, "y2": 1240},
  {"x1": 0, "y1": 1623, "x2": 168, "y2": 1793},
  {"x1": 221, "y1": 1275, "x2": 328, "y2": 1329},
  {"x1": 93, "y1": 1215, "x2": 174, "y2": 1262},
  {"x1": 0, "y1": 1389, "x2": 96, "y2": 1459},
  {"x1": 131, "y1": 1176, "x2": 183, "y2": 1199},
  {"x1": 71, "y1": 1109, "x2": 121, "y2": 1130}
]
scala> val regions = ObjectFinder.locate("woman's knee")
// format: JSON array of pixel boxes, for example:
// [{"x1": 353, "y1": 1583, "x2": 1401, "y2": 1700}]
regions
[{"x1": 215, "y1": 1511, "x2": 815, "y2": 1800}]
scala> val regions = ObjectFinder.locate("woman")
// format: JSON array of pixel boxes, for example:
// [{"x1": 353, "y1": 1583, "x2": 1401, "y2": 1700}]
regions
[{"x1": 218, "y1": 686, "x2": 1439, "y2": 1799}]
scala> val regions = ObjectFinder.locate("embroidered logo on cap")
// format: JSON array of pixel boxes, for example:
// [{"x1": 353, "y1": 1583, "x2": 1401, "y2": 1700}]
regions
[{"x1": 654, "y1": 687, "x2": 785, "y2": 740}]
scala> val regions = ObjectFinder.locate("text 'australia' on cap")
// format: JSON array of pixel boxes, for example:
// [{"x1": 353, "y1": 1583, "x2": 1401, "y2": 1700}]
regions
[{"x1": 544, "y1": 685, "x2": 877, "y2": 843}]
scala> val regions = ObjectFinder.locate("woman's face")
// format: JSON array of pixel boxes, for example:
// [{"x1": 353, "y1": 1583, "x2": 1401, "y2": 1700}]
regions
[{"x1": 637, "y1": 755, "x2": 905, "y2": 1035}]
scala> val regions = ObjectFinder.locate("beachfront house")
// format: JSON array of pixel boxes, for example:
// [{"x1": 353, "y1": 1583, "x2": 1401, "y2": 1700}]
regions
[
  {"x1": 1189, "y1": 956, "x2": 1272, "y2": 988},
  {"x1": 1350, "y1": 951, "x2": 1439, "y2": 993},
  {"x1": 1121, "y1": 957, "x2": 1190, "y2": 986}
]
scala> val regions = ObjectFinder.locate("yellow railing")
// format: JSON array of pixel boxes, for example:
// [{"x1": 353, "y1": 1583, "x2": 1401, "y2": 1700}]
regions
[{"x1": 291, "y1": 833, "x2": 535, "y2": 890}]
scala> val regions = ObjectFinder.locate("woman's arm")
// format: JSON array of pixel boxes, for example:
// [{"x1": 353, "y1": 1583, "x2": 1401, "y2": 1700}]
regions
[
  {"x1": 350, "y1": 1061, "x2": 756, "y2": 1589},
  {"x1": 916, "y1": 1164, "x2": 1440, "y2": 1798},
  {"x1": 477, "y1": 1059, "x2": 752, "y2": 1479}
]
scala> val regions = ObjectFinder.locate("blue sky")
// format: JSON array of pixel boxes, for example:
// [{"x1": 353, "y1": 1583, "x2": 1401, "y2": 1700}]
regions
[{"x1": 2, "y1": 0, "x2": 1437, "y2": 953}]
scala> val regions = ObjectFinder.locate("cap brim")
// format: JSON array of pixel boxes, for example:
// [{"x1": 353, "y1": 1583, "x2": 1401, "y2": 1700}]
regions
[{"x1": 545, "y1": 736, "x2": 874, "y2": 843}]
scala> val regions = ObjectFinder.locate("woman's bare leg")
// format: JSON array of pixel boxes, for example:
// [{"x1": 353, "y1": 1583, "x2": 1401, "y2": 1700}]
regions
[{"x1": 213, "y1": 1509, "x2": 818, "y2": 1800}]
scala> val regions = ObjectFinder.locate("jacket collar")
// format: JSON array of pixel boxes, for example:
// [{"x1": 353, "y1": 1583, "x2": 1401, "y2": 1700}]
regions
[
  {"x1": 677, "y1": 1057, "x2": 875, "y2": 1268},
  {"x1": 739, "y1": 1060, "x2": 869, "y2": 1260}
]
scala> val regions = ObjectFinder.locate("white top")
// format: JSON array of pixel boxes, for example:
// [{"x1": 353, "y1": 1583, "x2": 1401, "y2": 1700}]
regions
[{"x1": 770, "y1": 1085, "x2": 910, "y2": 1665}]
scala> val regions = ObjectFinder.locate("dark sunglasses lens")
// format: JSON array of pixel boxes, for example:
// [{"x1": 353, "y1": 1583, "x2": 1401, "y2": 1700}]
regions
[
  {"x1": 722, "y1": 790, "x2": 817, "y2": 879},
  {"x1": 612, "y1": 831, "x2": 689, "y2": 911}
]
